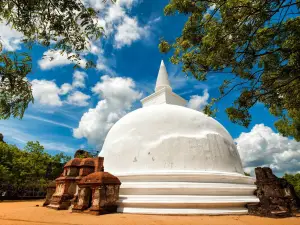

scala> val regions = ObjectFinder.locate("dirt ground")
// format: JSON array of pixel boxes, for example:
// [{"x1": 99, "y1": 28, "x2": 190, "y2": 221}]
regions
[{"x1": 0, "y1": 200, "x2": 299, "y2": 225}]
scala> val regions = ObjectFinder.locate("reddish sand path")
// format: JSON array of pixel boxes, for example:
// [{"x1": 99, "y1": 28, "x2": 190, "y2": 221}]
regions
[{"x1": 0, "y1": 200, "x2": 299, "y2": 225}]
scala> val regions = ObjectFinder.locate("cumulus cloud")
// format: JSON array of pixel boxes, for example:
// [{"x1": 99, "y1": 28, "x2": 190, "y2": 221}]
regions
[
  {"x1": 96, "y1": 56, "x2": 116, "y2": 75},
  {"x1": 38, "y1": 0, "x2": 158, "y2": 71},
  {"x1": 82, "y1": 0, "x2": 106, "y2": 11},
  {"x1": 118, "y1": 0, "x2": 138, "y2": 9},
  {"x1": 114, "y1": 17, "x2": 148, "y2": 48},
  {"x1": 84, "y1": 0, "x2": 150, "y2": 48},
  {"x1": 0, "y1": 22, "x2": 23, "y2": 51},
  {"x1": 235, "y1": 124, "x2": 300, "y2": 175},
  {"x1": 88, "y1": 41, "x2": 102, "y2": 55},
  {"x1": 187, "y1": 89, "x2": 209, "y2": 111},
  {"x1": 60, "y1": 83, "x2": 73, "y2": 95},
  {"x1": 38, "y1": 50, "x2": 87, "y2": 70},
  {"x1": 31, "y1": 79, "x2": 63, "y2": 106},
  {"x1": 106, "y1": 3, "x2": 125, "y2": 23},
  {"x1": 72, "y1": 71, "x2": 87, "y2": 88},
  {"x1": 31, "y1": 70, "x2": 90, "y2": 107},
  {"x1": 73, "y1": 75, "x2": 142, "y2": 147},
  {"x1": 66, "y1": 91, "x2": 90, "y2": 107},
  {"x1": 83, "y1": 0, "x2": 138, "y2": 12}
]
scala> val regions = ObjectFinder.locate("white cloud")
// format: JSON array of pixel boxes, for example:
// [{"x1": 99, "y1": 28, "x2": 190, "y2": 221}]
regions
[
  {"x1": 36, "y1": 0, "x2": 155, "y2": 73},
  {"x1": 85, "y1": 0, "x2": 149, "y2": 49},
  {"x1": 72, "y1": 71, "x2": 87, "y2": 88},
  {"x1": 94, "y1": 43, "x2": 116, "y2": 75},
  {"x1": 73, "y1": 75, "x2": 142, "y2": 147},
  {"x1": 114, "y1": 16, "x2": 148, "y2": 48},
  {"x1": 81, "y1": 39, "x2": 103, "y2": 55},
  {"x1": 82, "y1": 0, "x2": 106, "y2": 11},
  {"x1": 106, "y1": 4, "x2": 125, "y2": 23},
  {"x1": 38, "y1": 50, "x2": 87, "y2": 70},
  {"x1": 83, "y1": 0, "x2": 137, "y2": 11},
  {"x1": 187, "y1": 89, "x2": 209, "y2": 111},
  {"x1": 235, "y1": 124, "x2": 300, "y2": 175},
  {"x1": 31, "y1": 79, "x2": 63, "y2": 106},
  {"x1": 96, "y1": 56, "x2": 116, "y2": 75},
  {"x1": 0, "y1": 22, "x2": 23, "y2": 51},
  {"x1": 32, "y1": 70, "x2": 90, "y2": 107},
  {"x1": 60, "y1": 83, "x2": 73, "y2": 95},
  {"x1": 67, "y1": 91, "x2": 90, "y2": 107},
  {"x1": 89, "y1": 41, "x2": 102, "y2": 55},
  {"x1": 118, "y1": 0, "x2": 138, "y2": 9}
]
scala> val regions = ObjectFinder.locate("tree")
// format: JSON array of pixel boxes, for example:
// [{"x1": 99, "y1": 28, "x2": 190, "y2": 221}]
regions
[
  {"x1": 283, "y1": 173, "x2": 300, "y2": 197},
  {"x1": 0, "y1": 141, "x2": 71, "y2": 198},
  {"x1": 160, "y1": 0, "x2": 300, "y2": 140},
  {"x1": 0, "y1": 0, "x2": 113, "y2": 119}
]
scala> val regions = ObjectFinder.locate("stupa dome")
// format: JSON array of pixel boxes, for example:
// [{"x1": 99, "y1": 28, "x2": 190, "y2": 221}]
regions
[
  {"x1": 100, "y1": 104, "x2": 244, "y2": 175},
  {"x1": 99, "y1": 60, "x2": 258, "y2": 215}
]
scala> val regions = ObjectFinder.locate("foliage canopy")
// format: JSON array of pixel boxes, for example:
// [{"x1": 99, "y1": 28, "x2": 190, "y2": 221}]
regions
[
  {"x1": 0, "y1": 0, "x2": 110, "y2": 119},
  {"x1": 0, "y1": 141, "x2": 70, "y2": 197},
  {"x1": 160, "y1": 0, "x2": 300, "y2": 140},
  {"x1": 283, "y1": 173, "x2": 300, "y2": 197}
]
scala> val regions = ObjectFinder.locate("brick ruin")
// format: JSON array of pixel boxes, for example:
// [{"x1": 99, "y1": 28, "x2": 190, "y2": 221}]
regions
[
  {"x1": 247, "y1": 167, "x2": 300, "y2": 217},
  {"x1": 44, "y1": 157, "x2": 121, "y2": 215},
  {"x1": 73, "y1": 171, "x2": 121, "y2": 215}
]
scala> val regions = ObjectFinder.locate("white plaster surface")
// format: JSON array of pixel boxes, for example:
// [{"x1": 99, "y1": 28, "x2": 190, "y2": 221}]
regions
[
  {"x1": 99, "y1": 61, "x2": 258, "y2": 214},
  {"x1": 99, "y1": 104, "x2": 258, "y2": 214},
  {"x1": 100, "y1": 104, "x2": 244, "y2": 174},
  {"x1": 141, "y1": 60, "x2": 187, "y2": 107},
  {"x1": 141, "y1": 88, "x2": 187, "y2": 107},
  {"x1": 155, "y1": 60, "x2": 172, "y2": 92}
]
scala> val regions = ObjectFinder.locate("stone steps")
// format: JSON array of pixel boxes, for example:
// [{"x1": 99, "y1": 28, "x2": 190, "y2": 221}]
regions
[
  {"x1": 117, "y1": 206, "x2": 249, "y2": 215},
  {"x1": 117, "y1": 195, "x2": 259, "y2": 215},
  {"x1": 119, "y1": 195, "x2": 259, "y2": 205},
  {"x1": 120, "y1": 182, "x2": 256, "y2": 196},
  {"x1": 114, "y1": 171, "x2": 259, "y2": 215},
  {"x1": 117, "y1": 171, "x2": 256, "y2": 184}
]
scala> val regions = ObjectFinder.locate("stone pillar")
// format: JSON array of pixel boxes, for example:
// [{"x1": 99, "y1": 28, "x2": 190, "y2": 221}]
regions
[
  {"x1": 103, "y1": 184, "x2": 119, "y2": 213},
  {"x1": 72, "y1": 187, "x2": 92, "y2": 212},
  {"x1": 88, "y1": 187, "x2": 102, "y2": 215}
]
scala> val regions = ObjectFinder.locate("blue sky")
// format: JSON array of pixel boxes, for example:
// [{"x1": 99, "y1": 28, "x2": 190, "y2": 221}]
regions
[{"x1": 1, "y1": 0, "x2": 299, "y2": 175}]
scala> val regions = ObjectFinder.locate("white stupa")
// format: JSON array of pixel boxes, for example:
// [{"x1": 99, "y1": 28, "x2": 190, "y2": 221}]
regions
[{"x1": 99, "y1": 60, "x2": 259, "y2": 214}]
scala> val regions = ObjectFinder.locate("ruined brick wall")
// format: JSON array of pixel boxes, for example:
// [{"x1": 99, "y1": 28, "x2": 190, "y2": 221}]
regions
[
  {"x1": 247, "y1": 167, "x2": 300, "y2": 217},
  {"x1": 95, "y1": 157, "x2": 104, "y2": 172}
]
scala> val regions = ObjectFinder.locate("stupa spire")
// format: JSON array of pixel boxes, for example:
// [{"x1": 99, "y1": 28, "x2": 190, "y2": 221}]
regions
[
  {"x1": 155, "y1": 60, "x2": 172, "y2": 92},
  {"x1": 141, "y1": 60, "x2": 186, "y2": 107}
]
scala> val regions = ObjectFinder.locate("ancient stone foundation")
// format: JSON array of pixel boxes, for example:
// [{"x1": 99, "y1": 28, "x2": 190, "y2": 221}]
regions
[
  {"x1": 46, "y1": 157, "x2": 104, "y2": 210},
  {"x1": 72, "y1": 172, "x2": 121, "y2": 215},
  {"x1": 247, "y1": 167, "x2": 300, "y2": 218},
  {"x1": 44, "y1": 156, "x2": 120, "y2": 215}
]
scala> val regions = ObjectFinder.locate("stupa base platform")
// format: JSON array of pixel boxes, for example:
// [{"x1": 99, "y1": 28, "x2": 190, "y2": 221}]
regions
[
  {"x1": 118, "y1": 206, "x2": 249, "y2": 215},
  {"x1": 115, "y1": 171, "x2": 259, "y2": 215}
]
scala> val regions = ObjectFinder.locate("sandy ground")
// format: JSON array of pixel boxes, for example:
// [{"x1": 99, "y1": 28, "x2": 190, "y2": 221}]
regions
[{"x1": 0, "y1": 200, "x2": 299, "y2": 225}]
